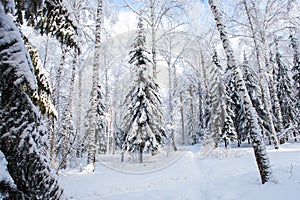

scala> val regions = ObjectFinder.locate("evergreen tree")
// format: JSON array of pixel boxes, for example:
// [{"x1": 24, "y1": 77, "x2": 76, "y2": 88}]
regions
[
  {"x1": 121, "y1": 18, "x2": 166, "y2": 163},
  {"x1": 225, "y1": 69, "x2": 248, "y2": 146},
  {"x1": 35, "y1": 0, "x2": 79, "y2": 50},
  {"x1": 0, "y1": 3, "x2": 63, "y2": 198},
  {"x1": 95, "y1": 85, "x2": 107, "y2": 154},
  {"x1": 274, "y1": 39, "x2": 296, "y2": 130},
  {"x1": 289, "y1": 32, "x2": 300, "y2": 136},
  {"x1": 241, "y1": 54, "x2": 270, "y2": 142},
  {"x1": 209, "y1": 49, "x2": 236, "y2": 148}
]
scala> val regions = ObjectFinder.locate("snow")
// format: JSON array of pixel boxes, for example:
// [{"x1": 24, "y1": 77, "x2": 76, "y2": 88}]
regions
[
  {"x1": 60, "y1": 142, "x2": 300, "y2": 200},
  {"x1": 0, "y1": 151, "x2": 14, "y2": 186},
  {"x1": 0, "y1": 5, "x2": 37, "y2": 90}
]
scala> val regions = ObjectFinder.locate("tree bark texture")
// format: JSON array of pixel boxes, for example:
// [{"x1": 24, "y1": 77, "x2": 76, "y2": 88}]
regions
[{"x1": 87, "y1": 0, "x2": 103, "y2": 168}]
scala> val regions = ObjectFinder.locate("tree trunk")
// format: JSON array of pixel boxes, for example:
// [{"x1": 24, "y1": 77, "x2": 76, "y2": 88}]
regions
[
  {"x1": 51, "y1": 46, "x2": 66, "y2": 162},
  {"x1": 61, "y1": 50, "x2": 78, "y2": 169},
  {"x1": 76, "y1": 68, "x2": 83, "y2": 157},
  {"x1": 150, "y1": 0, "x2": 157, "y2": 78},
  {"x1": 208, "y1": 0, "x2": 272, "y2": 184},
  {"x1": 180, "y1": 91, "x2": 185, "y2": 145},
  {"x1": 87, "y1": 0, "x2": 103, "y2": 169},
  {"x1": 167, "y1": 53, "x2": 177, "y2": 151}
]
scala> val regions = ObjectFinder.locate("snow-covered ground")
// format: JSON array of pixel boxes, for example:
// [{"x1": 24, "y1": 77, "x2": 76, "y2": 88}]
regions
[{"x1": 60, "y1": 143, "x2": 300, "y2": 200}]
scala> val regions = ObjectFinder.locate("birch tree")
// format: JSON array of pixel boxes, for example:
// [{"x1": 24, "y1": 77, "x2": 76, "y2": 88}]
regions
[
  {"x1": 87, "y1": 0, "x2": 103, "y2": 170},
  {"x1": 208, "y1": 0, "x2": 272, "y2": 184}
]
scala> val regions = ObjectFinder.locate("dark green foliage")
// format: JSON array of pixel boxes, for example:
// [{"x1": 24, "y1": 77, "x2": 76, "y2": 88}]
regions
[
  {"x1": 210, "y1": 49, "x2": 237, "y2": 147},
  {"x1": 0, "y1": 88, "x2": 63, "y2": 199},
  {"x1": 36, "y1": 0, "x2": 79, "y2": 50},
  {"x1": 274, "y1": 39, "x2": 296, "y2": 128},
  {"x1": 289, "y1": 32, "x2": 300, "y2": 133},
  {"x1": 0, "y1": 5, "x2": 63, "y2": 199},
  {"x1": 13, "y1": 0, "x2": 79, "y2": 50}
]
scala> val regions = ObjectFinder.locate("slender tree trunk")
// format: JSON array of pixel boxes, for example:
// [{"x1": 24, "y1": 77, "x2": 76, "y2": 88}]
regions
[
  {"x1": 61, "y1": 51, "x2": 78, "y2": 169},
  {"x1": 180, "y1": 91, "x2": 185, "y2": 145},
  {"x1": 76, "y1": 68, "x2": 83, "y2": 157},
  {"x1": 198, "y1": 82, "x2": 203, "y2": 129},
  {"x1": 150, "y1": 0, "x2": 157, "y2": 78},
  {"x1": 167, "y1": 54, "x2": 177, "y2": 151},
  {"x1": 208, "y1": 0, "x2": 272, "y2": 184},
  {"x1": 51, "y1": 46, "x2": 66, "y2": 162},
  {"x1": 243, "y1": 0, "x2": 279, "y2": 149},
  {"x1": 87, "y1": 0, "x2": 103, "y2": 170},
  {"x1": 189, "y1": 85, "x2": 195, "y2": 144}
]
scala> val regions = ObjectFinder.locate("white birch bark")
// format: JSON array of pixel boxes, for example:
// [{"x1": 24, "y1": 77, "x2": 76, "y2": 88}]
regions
[
  {"x1": 208, "y1": 0, "x2": 272, "y2": 184},
  {"x1": 87, "y1": 0, "x2": 103, "y2": 169}
]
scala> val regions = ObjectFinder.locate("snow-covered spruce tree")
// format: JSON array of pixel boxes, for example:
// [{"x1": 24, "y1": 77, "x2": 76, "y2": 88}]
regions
[
  {"x1": 225, "y1": 69, "x2": 248, "y2": 147},
  {"x1": 208, "y1": 0, "x2": 272, "y2": 184},
  {"x1": 274, "y1": 39, "x2": 296, "y2": 133},
  {"x1": 209, "y1": 49, "x2": 236, "y2": 148},
  {"x1": 289, "y1": 32, "x2": 300, "y2": 137},
  {"x1": 0, "y1": 3, "x2": 63, "y2": 198},
  {"x1": 241, "y1": 54, "x2": 271, "y2": 143},
  {"x1": 35, "y1": 0, "x2": 79, "y2": 50},
  {"x1": 87, "y1": 0, "x2": 103, "y2": 170},
  {"x1": 121, "y1": 18, "x2": 166, "y2": 163},
  {"x1": 95, "y1": 85, "x2": 107, "y2": 154}
]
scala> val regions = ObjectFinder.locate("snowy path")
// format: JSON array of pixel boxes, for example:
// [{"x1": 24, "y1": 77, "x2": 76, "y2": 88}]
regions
[{"x1": 60, "y1": 143, "x2": 300, "y2": 200}]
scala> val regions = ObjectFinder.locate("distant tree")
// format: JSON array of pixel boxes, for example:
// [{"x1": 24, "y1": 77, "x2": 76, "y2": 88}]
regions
[
  {"x1": 273, "y1": 38, "x2": 296, "y2": 141},
  {"x1": 95, "y1": 85, "x2": 107, "y2": 154},
  {"x1": 209, "y1": 49, "x2": 236, "y2": 148},
  {"x1": 289, "y1": 31, "x2": 300, "y2": 137},
  {"x1": 121, "y1": 18, "x2": 166, "y2": 163},
  {"x1": 124, "y1": 0, "x2": 184, "y2": 78}
]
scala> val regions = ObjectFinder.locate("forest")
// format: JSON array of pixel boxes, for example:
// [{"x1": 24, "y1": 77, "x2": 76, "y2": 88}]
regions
[{"x1": 0, "y1": 0, "x2": 299, "y2": 199}]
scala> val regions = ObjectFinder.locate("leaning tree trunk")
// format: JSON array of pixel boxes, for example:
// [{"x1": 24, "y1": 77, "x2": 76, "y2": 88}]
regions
[
  {"x1": 208, "y1": 0, "x2": 272, "y2": 184},
  {"x1": 243, "y1": 0, "x2": 279, "y2": 149},
  {"x1": 87, "y1": 0, "x2": 103, "y2": 170}
]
